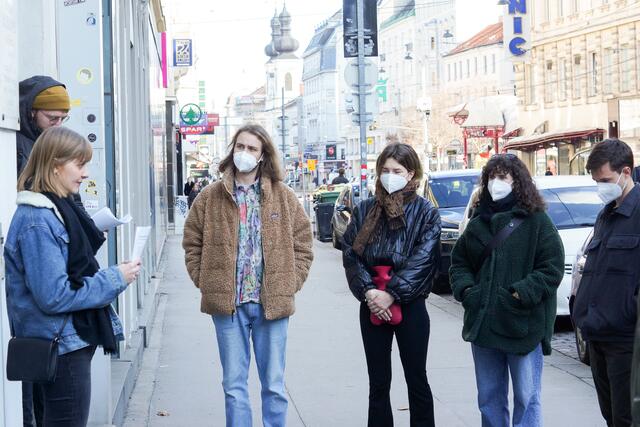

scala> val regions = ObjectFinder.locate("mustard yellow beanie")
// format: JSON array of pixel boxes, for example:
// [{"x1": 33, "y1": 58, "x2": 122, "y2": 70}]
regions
[{"x1": 32, "y1": 86, "x2": 70, "y2": 111}]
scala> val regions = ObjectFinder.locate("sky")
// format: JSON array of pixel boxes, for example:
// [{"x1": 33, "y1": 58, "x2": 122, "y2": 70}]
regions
[{"x1": 163, "y1": 0, "x2": 501, "y2": 112}]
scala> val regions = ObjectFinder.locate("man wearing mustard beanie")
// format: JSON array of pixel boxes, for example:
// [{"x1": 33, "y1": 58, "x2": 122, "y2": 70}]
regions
[{"x1": 16, "y1": 75, "x2": 71, "y2": 175}]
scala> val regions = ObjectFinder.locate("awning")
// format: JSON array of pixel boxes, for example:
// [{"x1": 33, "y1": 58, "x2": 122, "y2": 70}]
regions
[
  {"x1": 447, "y1": 95, "x2": 518, "y2": 129},
  {"x1": 504, "y1": 128, "x2": 605, "y2": 151},
  {"x1": 446, "y1": 102, "x2": 468, "y2": 117}
]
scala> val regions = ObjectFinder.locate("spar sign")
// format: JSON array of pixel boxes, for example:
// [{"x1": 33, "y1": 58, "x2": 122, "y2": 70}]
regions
[
  {"x1": 503, "y1": 0, "x2": 530, "y2": 60},
  {"x1": 179, "y1": 104, "x2": 219, "y2": 135}
]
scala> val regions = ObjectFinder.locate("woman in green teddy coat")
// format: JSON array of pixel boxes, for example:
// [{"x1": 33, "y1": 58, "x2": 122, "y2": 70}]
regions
[{"x1": 450, "y1": 154, "x2": 565, "y2": 427}]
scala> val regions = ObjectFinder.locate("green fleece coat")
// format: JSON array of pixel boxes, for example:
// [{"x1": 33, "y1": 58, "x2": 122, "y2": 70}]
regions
[{"x1": 450, "y1": 207, "x2": 565, "y2": 355}]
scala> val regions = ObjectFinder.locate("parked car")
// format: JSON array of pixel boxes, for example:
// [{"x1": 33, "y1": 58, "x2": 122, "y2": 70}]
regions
[
  {"x1": 570, "y1": 229, "x2": 594, "y2": 365},
  {"x1": 330, "y1": 184, "x2": 362, "y2": 249},
  {"x1": 422, "y1": 169, "x2": 482, "y2": 291},
  {"x1": 459, "y1": 175, "x2": 603, "y2": 317}
]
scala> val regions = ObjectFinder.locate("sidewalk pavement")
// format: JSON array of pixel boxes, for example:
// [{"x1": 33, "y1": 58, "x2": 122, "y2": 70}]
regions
[{"x1": 123, "y1": 235, "x2": 604, "y2": 427}]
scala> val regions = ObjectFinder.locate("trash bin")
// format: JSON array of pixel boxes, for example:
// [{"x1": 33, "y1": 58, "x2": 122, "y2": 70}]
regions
[{"x1": 314, "y1": 202, "x2": 335, "y2": 242}]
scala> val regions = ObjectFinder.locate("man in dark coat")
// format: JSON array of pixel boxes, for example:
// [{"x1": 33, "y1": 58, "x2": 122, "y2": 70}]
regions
[
  {"x1": 573, "y1": 139, "x2": 640, "y2": 427},
  {"x1": 17, "y1": 76, "x2": 71, "y2": 176},
  {"x1": 331, "y1": 168, "x2": 349, "y2": 184}
]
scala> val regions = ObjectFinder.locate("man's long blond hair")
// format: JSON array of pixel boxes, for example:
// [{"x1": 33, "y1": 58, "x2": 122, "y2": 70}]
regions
[{"x1": 18, "y1": 126, "x2": 92, "y2": 197}]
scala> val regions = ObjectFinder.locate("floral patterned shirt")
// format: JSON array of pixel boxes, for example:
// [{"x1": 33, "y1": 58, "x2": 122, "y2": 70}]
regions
[{"x1": 234, "y1": 180, "x2": 263, "y2": 305}]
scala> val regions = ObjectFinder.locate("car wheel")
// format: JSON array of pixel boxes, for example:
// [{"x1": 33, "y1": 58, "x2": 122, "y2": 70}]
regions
[
  {"x1": 332, "y1": 228, "x2": 342, "y2": 250},
  {"x1": 575, "y1": 326, "x2": 590, "y2": 366}
]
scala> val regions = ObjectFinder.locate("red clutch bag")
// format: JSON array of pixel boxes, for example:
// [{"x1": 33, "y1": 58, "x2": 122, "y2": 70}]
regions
[{"x1": 369, "y1": 266, "x2": 403, "y2": 326}]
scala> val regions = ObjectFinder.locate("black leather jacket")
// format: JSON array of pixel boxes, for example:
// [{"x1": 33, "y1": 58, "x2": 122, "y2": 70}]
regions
[{"x1": 342, "y1": 195, "x2": 441, "y2": 303}]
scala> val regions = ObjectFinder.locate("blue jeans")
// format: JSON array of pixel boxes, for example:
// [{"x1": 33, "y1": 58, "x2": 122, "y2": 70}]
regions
[
  {"x1": 471, "y1": 343, "x2": 543, "y2": 427},
  {"x1": 212, "y1": 303, "x2": 289, "y2": 427}
]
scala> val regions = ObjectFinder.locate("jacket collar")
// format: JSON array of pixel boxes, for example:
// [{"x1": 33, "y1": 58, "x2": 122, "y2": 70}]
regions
[
  {"x1": 16, "y1": 191, "x2": 65, "y2": 224},
  {"x1": 222, "y1": 172, "x2": 273, "y2": 201},
  {"x1": 607, "y1": 184, "x2": 640, "y2": 218}
]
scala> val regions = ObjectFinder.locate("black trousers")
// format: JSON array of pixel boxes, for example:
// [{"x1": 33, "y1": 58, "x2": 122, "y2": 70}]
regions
[
  {"x1": 589, "y1": 341, "x2": 633, "y2": 427},
  {"x1": 23, "y1": 345, "x2": 96, "y2": 427},
  {"x1": 359, "y1": 298, "x2": 435, "y2": 427}
]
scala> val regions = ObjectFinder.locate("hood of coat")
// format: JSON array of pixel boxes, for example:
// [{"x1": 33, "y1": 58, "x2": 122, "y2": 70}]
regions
[
  {"x1": 17, "y1": 191, "x2": 64, "y2": 224},
  {"x1": 19, "y1": 76, "x2": 68, "y2": 142}
]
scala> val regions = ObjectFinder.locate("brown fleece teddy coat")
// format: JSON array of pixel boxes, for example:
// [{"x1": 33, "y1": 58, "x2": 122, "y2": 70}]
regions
[{"x1": 182, "y1": 173, "x2": 314, "y2": 320}]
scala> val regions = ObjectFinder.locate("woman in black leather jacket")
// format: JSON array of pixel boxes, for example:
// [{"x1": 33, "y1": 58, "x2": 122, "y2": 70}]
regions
[{"x1": 342, "y1": 143, "x2": 441, "y2": 427}]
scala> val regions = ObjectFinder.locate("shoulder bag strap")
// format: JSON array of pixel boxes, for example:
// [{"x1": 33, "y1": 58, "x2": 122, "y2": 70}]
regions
[
  {"x1": 10, "y1": 314, "x2": 70, "y2": 340},
  {"x1": 53, "y1": 315, "x2": 71, "y2": 343},
  {"x1": 477, "y1": 217, "x2": 525, "y2": 269}
]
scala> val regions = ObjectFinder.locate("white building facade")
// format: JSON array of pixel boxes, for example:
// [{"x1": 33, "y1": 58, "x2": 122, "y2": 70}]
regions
[{"x1": 508, "y1": 0, "x2": 640, "y2": 175}]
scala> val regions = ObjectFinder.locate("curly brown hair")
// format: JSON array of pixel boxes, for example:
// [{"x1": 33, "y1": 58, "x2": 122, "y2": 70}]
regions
[{"x1": 479, "y1": 154, "x2": 545, "y2": 213}]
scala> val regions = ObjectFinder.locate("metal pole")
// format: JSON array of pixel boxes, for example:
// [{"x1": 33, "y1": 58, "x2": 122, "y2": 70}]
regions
[
  {"x1": 281, "y1": 87, "x2": 286, "y2": 168},
  {"x1": 224, "y1": 115, "x2": 228, "y2": 148},
  {"x1": 357, "y1": 0, "x2": 368, "y2": 199}
]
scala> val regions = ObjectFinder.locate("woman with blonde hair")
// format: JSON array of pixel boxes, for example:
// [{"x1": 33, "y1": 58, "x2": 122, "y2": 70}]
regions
[{"x1": 4, "y1": 126, "x2": 141, "y2": 427}]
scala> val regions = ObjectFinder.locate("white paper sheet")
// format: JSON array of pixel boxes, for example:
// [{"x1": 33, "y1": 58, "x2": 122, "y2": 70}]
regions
[
  {"x1": 131, "y1": 226, "x2": 152, "y2": 261},
  {"x1": 91, "y1": 206, "x2": 132, "y2": 232}
]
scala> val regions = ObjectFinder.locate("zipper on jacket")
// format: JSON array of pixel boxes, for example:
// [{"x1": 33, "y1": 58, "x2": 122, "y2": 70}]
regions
[{"x1": 228, "y1": 184, "x2": 240, "y2": 317}]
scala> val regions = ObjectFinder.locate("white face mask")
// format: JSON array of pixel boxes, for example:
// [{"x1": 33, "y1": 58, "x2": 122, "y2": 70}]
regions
[
  {"x1": 597, "y1": 173, "x2": 627, "y2": 204},
  {"x1": 488, "y1": 178, "x2": 513, "y2": 201},
  {"x1": 233, "y1": 151, "x2": 260, "y2": 173},
  {"x1": 380, "y1": 173, "x2": 408, "y2": 194}
]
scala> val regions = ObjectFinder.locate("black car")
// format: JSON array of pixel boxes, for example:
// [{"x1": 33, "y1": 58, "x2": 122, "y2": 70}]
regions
[
  {"x1": 330, "y1": 184, "x2": 361, "y2": 249},
  {"x1": 422, "y1": 169, "x2": 481, "y2": 292}
]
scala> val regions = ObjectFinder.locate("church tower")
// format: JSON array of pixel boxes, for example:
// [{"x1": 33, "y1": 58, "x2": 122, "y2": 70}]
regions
[{"x1": 264, "y1": 4, "x2": 302, "y2": 112}]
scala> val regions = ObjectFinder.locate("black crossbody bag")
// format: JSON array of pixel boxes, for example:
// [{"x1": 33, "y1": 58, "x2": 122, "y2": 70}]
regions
[
  {"x1": 6, "y1": 315, "x2": 70, "y2": 383},
  {"x1": 477, "y1": 217, "x2": 525, "y2": 268}
]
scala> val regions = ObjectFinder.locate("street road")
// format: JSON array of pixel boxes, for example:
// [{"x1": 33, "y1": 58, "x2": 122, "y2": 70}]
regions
[{"x1": 124, "y1": 236, "x2": 603, "y2": 427}]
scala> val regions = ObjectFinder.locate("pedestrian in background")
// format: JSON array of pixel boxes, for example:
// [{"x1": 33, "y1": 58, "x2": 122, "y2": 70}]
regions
[
  {"x1": 332, "y1": 168, "x2": 349, "y2": 184},
  {"x1": 182, "y1": 124, "x2": 314, "y2": 427},
  {"x1": 183, "y1": 176, "x2": 195, "y2": 196},
  {"x1": 17, "y1": 76, "x2": 71, "y2": 176},
  {"x1": 4, "y1": 126, "x2": 141, "y2": 427},
  {"x1": 450, "y1": 154, "x2": 564, "y2": 427},
  {"x1": 187, "y1": 181, "x2": 200, "y2": 209},
  {"x1": 573, "y1": 139, "x2": 639, "y2": 427},
  {"x1": 342, "y1": 143, "x2": 441, "y2": 427}
]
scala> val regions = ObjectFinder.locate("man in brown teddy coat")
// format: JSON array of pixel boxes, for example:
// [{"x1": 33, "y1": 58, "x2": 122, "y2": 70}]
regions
[{"x1": 183, "y1": 124, "x2": 313, "y2": 426}]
